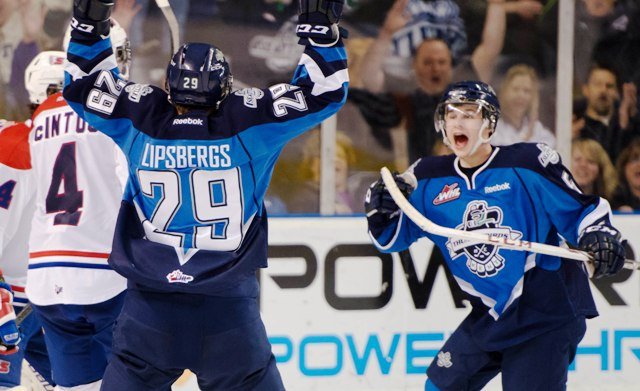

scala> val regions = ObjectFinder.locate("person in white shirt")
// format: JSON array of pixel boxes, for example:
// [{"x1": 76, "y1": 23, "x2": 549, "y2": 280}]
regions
[{"x1": 491, "y1": 64, "x2": 556, "y2": 147}]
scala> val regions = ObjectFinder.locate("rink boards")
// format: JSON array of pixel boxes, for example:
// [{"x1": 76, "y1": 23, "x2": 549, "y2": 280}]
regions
[{"x1": 175, "y1": 215, "x2": 640, "y2": 391}]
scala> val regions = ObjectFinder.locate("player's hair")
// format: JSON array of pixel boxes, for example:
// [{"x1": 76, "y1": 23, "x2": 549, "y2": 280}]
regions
[{"x1": 572, "y1": 138, "x2": 618, "y2": 200}]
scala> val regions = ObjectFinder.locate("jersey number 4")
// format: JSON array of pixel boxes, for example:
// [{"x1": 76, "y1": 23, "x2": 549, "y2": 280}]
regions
[
  {"x1": 137, "y1": 168, "x2": 243, "y2": 251},
  {"x1": 0, "y1": 180, "x2": 16, "y2": 209},
  {"x1": 46, "y1": 142, "x2": 84, "y2": 225}
]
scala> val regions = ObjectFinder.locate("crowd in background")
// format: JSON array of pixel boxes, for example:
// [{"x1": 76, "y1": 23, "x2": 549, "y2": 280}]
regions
[{"x1": 1, "y1": 0, "x2": 639, "y2": 214}]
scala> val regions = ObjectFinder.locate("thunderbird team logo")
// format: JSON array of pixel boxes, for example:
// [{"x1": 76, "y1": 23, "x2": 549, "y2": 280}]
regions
[{"x1": 446, "y1": 201, "x2": 523, "y2": 278}]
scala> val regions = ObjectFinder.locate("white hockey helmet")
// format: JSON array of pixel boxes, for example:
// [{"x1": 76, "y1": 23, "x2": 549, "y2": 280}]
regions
[
  {"x1": 63, "y1": 19, "x2": 132, "y2": 79},
  {"x1": 24, "y1": 51, "x2": 66, "y2": 105}
]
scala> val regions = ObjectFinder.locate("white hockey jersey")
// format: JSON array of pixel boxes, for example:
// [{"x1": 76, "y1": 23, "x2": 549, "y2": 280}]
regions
[
  {"x1": 0, "y1": 120, "x2": 34, "y2": 309},
  {"x1": 26, "y1": 93, "x2": 127, "y2": 305}
]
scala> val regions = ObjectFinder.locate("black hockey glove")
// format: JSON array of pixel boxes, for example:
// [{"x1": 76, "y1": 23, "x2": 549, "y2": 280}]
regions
[
  {"x1": 365, "y1": 172, "x2": 414, "y2": 221},
  {"x1": 578, "y1": 225, "x2": 626, "y2": 279},
  {"x1": 297, "y1": 0, "x2": 347, "y2": 46},
  {"x1": 72, "y1": 0, "x2": 114, "y2": 36}
]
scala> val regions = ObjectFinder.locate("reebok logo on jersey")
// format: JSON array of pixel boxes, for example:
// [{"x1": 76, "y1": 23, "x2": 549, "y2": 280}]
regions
[
  {"x1": 166, "y1": 270, "x2": 194, "y2": 284},
  {"x1": 484, "y1": 182, "x2": 510, "y2": 194},
  {"x1": 433, "y1": 183, "x2": 461, "y2": 205},
  {"x1": 172, "y1": 118, "x2": 204, "y2": 126}
]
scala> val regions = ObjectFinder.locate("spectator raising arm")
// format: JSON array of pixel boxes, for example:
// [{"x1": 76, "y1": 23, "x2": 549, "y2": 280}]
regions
[{"x1": 359, "y1": 0, "x2": 410, "y2": 93}]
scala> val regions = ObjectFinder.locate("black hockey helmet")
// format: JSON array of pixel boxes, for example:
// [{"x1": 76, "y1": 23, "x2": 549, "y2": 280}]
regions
[
  {"x1": 435, "y1": 80, "x2": 501, "y2": 133},
  {"x1": 166, "y1": 43, "x2": 233, "y2": 108}
]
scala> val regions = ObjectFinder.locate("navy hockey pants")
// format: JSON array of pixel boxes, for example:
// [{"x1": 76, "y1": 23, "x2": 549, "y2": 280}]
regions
[
  {"x1": 101, "y1": 283, "x2": 284, "y2": 391},
  {"x1": 426, "y1": 315, "x2": 586, "y2": 390},
  {"x1": 33, "y1": 292, "x2": 126, "y2": 387}
]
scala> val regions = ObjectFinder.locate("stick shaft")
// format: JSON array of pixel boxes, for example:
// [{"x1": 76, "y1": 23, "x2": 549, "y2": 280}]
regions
[
  {"x1": 380, "y1": 167, "x2": 639, "y2": 270},
  {"x1": 154, "y1": 0, "x2": 180, "y2": 54}
]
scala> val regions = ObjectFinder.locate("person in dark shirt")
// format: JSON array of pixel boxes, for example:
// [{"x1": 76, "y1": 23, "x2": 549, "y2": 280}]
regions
[
  {"x1": 356, "y1": 0, "x2": 539, "y2": 167},
  {"x1": 574, "y1": 64, "x2": 640, "y2": 161}
]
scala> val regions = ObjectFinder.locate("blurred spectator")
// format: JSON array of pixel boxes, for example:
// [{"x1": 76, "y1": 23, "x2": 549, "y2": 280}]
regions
[
  {"x1": 1, "y1": 0, "x2": 40, "y2": 119},
  {"x1": 111, "y1": 0, "x2": 143, "y2": 33},
  {"x1": 492, "y1": 64, "x2": 555, "y2": 147},
  {"x1": 575, "y1": 0, "x2": 640, "y2": 88},
  {"x1": 356, "y1": 0, "x2": 537, "y2": 168},
  {"x1": 286, "y1": 129, "x2": 358, "y2": 214},
  {"x1": 611, "y1": 139, "x2": 640, "y2": 211},
  {"x1": 571, "y1": 138, "x2": 617, "y2": 200},
  {"x1": 432, "y1": 138, "x2": 451, "y2": 157},
  {"x1": 573, "y1": 64, "x2": 640, "y2": 161}
]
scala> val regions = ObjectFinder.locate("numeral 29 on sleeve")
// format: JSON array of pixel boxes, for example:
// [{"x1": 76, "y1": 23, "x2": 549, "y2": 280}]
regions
[{"x1": 87, "y1": 70, "x2": 127, "y2": 115}]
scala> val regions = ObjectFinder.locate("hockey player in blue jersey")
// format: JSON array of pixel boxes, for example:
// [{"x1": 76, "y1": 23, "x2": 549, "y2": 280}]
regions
[
  {"x1": 65, "y1": 0, "x2": 347, "y2": 389},
  {"x1": 365, "y1": 81, "x2": 626, "y2": 390}
]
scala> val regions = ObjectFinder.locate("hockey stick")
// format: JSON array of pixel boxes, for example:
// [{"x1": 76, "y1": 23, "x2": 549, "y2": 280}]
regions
[
  {"x1": 154, "y1": 0, "x2": 180, "y2": 55},
  {"x1": 16, "y1": 303, "x2": 32, "y2": 326},
  {"x1": 15, "y1": 304, "x2": 55, "y2": 390},
  {"x1": 380, "y1": 167, "x2": 640, "y2": 274}
]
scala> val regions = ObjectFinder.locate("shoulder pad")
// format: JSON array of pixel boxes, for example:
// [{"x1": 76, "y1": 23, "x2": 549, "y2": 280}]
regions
[{"x1": 0, "y1": 122, "x2": 32, "y2": 169}]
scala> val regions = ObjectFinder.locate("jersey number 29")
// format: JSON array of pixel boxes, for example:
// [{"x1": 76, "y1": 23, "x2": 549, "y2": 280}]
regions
[{"x1": 137, "y1": 167, "x2": 243, "y2": 251}]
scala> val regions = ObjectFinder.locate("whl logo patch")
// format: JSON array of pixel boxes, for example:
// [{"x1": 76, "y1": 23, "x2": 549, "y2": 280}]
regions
[
  {"x1": 446, "y1": 200, "x2": 523, "y2": 278},
  {"x1": 433, "y1": 183, "x2": 461, "y2": 205},
  {"x1": 166, "y1": 270, "x2": 194, "y2": 284}
]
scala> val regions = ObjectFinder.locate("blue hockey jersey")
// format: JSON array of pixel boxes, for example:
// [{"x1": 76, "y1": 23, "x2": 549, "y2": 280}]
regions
[
  {"x1": 63, "y1": 27, "x2": 348, "y2": 295},
  {"x1": 369, "y1": 143, "x2": 604, "y2": 350}
]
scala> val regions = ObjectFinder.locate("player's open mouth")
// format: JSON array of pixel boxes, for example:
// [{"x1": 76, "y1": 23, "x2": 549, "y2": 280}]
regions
[{"x1": 453, "y1": 134, "x2": 468, "y2": 148}]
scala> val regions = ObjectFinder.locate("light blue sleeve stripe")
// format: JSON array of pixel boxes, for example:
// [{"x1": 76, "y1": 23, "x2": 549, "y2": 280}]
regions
[
  {"x1": 291, "y1": 67, "x2": 309, "y2": 86},
  {"x1": 238, "y1": 90, "x2": 347, "y2": 157},
  {"x1": 68, "y1": 38, "x2": 112, "y2": 60},
  {"x1": 66, "y1": 100, "x2": 136, "y2": 151},
  {"x1": 312, "y1": 46, "x2": 347, "y2": 62}
]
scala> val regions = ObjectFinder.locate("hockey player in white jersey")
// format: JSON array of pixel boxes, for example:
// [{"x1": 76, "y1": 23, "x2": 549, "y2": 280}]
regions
[
  {"x1": 0, "y1": 51, "x2": 63, "y2": 389},
  {"x1": 26, "y1": 25, "x2": 131, "y2": 390}
]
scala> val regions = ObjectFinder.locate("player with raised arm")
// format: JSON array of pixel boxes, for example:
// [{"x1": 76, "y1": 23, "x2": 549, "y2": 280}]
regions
[
  {"x1": 25, "y1": 25, "x2": 131, "y2": 391},
  {"x1": 64, "y1": 0, "x2": 347, "y2": 389},
  {"x1": 365, "y1": 81, "x2": 626, "y2": 390}
]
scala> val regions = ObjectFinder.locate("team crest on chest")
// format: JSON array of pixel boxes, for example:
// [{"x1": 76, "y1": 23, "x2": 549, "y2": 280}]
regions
[
  {"x1": 433, "y1": 183, "x2": 461, "y2": 205},
  {"x1": 446, "y1": 200, "x2": 523, "y2": 278}
]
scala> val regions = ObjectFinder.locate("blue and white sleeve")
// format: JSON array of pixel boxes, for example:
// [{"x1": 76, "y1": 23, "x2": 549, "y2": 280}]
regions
[
  {"x1": 63, "y1": 24, "x2": 173, "y2": 150},
  {"x1": 236, "y1": 43, "x2": 349, "y2": 157}
]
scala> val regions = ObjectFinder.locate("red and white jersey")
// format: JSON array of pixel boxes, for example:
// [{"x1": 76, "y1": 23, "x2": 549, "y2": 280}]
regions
[
  {"x1": 26, "y1": 93, "x2": 127, "y2": 305},
  {"x1": 0, "y1": 121, "x2": 35, "y2": 309}
]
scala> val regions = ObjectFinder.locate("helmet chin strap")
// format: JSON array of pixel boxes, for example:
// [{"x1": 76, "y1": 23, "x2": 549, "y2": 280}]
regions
[{"x1": 467, "y1": 118, "x2": 493, "y2": 156}]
